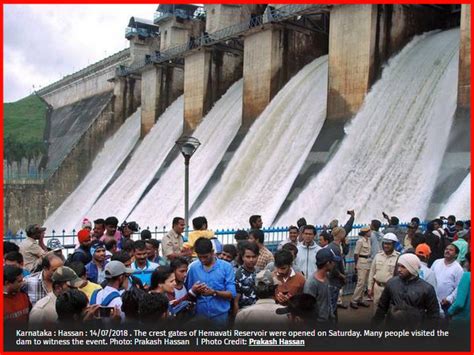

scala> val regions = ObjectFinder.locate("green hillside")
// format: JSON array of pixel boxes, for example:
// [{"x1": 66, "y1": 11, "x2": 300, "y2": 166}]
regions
[{"x1": 4, "y1": 94, "x2": 48, "y2": 165}]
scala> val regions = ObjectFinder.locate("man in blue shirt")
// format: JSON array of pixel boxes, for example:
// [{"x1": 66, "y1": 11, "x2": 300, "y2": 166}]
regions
[
  {"x1": 186, "y1": 237, "x2": 236, "y2": 323},
  {"x1": 131, "y1": 240, "x2": 159, "y2": 288}
]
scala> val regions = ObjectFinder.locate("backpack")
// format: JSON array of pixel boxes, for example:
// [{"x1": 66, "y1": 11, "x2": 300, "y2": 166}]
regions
[
  {"x1": 90, "y1": 289, "x2": 121, "y2": 306},
  {"x1": 66, "y1": 248, "x2": 87, "y2": 264}
]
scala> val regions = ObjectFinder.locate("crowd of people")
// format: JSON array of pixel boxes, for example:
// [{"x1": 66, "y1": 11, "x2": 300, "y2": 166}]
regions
[{"x1": 3, "y1": 212, "x2": 471, "y2": 329}]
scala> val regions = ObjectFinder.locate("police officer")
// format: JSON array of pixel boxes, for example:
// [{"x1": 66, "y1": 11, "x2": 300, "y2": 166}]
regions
[
  {"x1": 350, "y1": 227, "x2": 372, "y2": 309},
  {"x1": 368, "y1": 233, "x2": 400, "y2": 312}
]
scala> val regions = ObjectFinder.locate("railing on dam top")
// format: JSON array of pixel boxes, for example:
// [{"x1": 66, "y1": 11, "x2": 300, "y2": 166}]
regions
[
  {"x1": 37, "y1": 48, "x2": 130, "y2": 96},
  {"x1": 5, "y1": 221, "x2": 417, "y2": 294},
  {"x1": 118, "y1": 4, "x2": 331, "y2": 77}
]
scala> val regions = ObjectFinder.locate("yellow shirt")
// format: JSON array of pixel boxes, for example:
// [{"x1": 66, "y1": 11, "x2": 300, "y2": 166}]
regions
[
  {"x1": 183, "y1": 230, "x2": 215, "y2": 257},
  {"x1": 80, "y1": 281, "x2": 102, "y2": 302}
]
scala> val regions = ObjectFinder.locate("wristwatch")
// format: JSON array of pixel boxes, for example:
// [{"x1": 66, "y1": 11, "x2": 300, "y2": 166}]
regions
[{"x1": 212, "y1": 291, "x2": 217, "y2": 297}]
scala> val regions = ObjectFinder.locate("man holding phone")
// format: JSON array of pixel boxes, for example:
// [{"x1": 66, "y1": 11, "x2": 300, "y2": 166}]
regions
[{"x1": 186, "y1": 238, "x2": 236, "y2": 323}]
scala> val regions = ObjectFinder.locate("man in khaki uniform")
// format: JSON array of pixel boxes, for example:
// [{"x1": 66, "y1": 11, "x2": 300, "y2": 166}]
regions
[
  {"x1": 350, "y1": 227, "x2": 372, "y2": 309},
  {"x1": 368, "y1": 233, "x2": 400, "y2": 312},
  {"x1": 161, "y1": 217, "x2": 191, "y2": 262},
  {"x1": 19, "y1": 224, "x2": 48, "y2": 272}
]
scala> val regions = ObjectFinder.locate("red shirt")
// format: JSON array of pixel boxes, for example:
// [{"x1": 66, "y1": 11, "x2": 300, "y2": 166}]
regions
[{"x1": 4, "y1": 292, "x2": 31, "y2": 323}]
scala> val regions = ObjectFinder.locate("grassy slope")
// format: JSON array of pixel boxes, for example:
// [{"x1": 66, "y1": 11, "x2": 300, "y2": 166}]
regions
[{"x1": 4, "y1": 95, "x2": 47, "y2": 145}]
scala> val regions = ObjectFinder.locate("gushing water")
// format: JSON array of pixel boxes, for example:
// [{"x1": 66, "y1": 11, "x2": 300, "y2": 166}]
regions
[
  {"x1": 44, "y1": 109, "x2": 141, "y2": 232},
  {"x1": 128, "y1": 80, "x2": 243, "y2": 228},
  {"x1": 439, "y1": 173, "x2": 471, "y2": 219},
  {"x1": 195, "y1": 57, "x2": 328, "y2": 228},
  {"x1": 277, "y1": 29, "x2": 459, "y2": 226},
  {"x1": 85, "y1": 96, "x2": 184, "y2": 223}
]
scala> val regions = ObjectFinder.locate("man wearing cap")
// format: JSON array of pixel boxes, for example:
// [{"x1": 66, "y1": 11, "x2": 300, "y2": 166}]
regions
[
  {"x1": 70, "y1": 229, "x2": 93, "y2": 265},
  {"x1": 373, "y1": 253, "x2": 439, "y2": 327},
  {"x1": 19, "y1": 224, "x2": 48, "y2": 272},
  {"x1": 350, "y1": 227, "x2": 372, "y2": 309},
  {"x1": 304, "y1": 248, "x2": 340, "y2": 323},
  {"x1": 415, "y1": 243, "x2": 437, "y2": 289},
  {"x1": 85, "y1": 241, "x2": 108, "y2": 284},
  {"x1": 368, "y1": 233, "x2": 400, "y2": 311},
  {"x1": 89, "y1": 260, "x2": 132, "y2": 312},
  {"x1": 29, "y1": 266, "x2": 85, "y2": 324},
  {"x1": 235, "y1": 270, "x2": 287, "y2": 325},
  {"x1": 24, "y1": 253, "x2": 64, "y2": 306}
]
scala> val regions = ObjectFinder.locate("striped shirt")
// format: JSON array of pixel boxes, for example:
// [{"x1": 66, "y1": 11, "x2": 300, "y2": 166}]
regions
[{"x1": 23, "y1": 271, "x2": 49, "y2": 306}]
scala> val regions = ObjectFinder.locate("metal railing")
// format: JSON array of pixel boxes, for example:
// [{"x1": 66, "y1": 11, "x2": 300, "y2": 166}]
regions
[{"x1": 119, "y1": 4, "x2": 330, "y2": 76}]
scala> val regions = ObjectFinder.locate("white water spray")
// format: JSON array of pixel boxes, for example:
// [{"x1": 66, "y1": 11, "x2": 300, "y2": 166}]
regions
[
  {"x1": 85, "y1": 96, "x2": 184, "y2": 223},
  {"x1": 44, "y1": 109, "x2": 141, "y2": 232},
  {"x1": 278, "y1": 29, "x2": 460, "y2": 225},
  {"x1": 195, "y1": 57, "x2": 328, "y2": 228},
  {"x1": 128, "y1": 80, "x2": 243, "y2": 228},
  {"x1": 439, "y1": 173, "x2": 471, "y2": 219}
]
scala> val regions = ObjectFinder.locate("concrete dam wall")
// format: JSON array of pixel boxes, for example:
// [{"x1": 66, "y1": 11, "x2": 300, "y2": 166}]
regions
[{"x1": 4, "y1": 4, "x2": 469, "y2": 233}]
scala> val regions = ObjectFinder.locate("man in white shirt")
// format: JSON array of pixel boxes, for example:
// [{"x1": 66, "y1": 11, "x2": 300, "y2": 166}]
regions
[{"x1": 430, "y1": 244, "x2": 463, "y2": 316}]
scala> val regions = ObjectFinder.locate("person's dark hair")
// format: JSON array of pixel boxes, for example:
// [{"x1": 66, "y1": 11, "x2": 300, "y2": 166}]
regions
[
  {"x1": 65, "y1": 261, "x2": 86, "y2": 278},
  {"x1": 411, "y1": 217, "x2": 421, "y2": 226},
  {"x1": 319, "y1": 230, "x2": 333, "y2": 243},
  {"x1": 249, "y1": 215, "x2": 261, "y2": 227},
  {"x1": 426, "y1": 221, "x2": 435, "y2": 232},
  {"x1": 222, "y1": 244, "x2": 238, "y2": 259},
  {"x1": 172, "y1": 217, "x2": 184, "y2": 227},
  {"x1": 249, "y1": 229, "x2": 265, "y2": 244},
  {"x1": 121, "y1": 287, "x2": 146, "y2": 320},
  {"x1": 111, "y1": 251, "x2": 132, "y2": 264},
  {"x1": 56, "y1": 289, "x2": 88, "y2": 322},
  {"x1": 435, "y1": 218, "x2": 444, "y2": 227},
  {"x1": 282, "y1": 242, "x2": 298, "y2": 256},
  {"x1": 448, "y1": 215, "x2": 456, "y2": 223},
  {"x1": 104, "y1": 216, "x2": 119, "y2": 227},
  {"x1": 170, "y1": 257, "x2": 189, "y2": 271},
  {"x1": 4, "y1": 251, "x2": 24, "y2": 264},
  {"x1": 134, "y1": 240, "x2": 146, "y2": 251},
  {"x1": 145, "y1": 239, "x2": 160, "y2": 249},
  {"x1": 122, "y1": 239, "x2": 135, "y2": 254},
  {"x1": 4, "y1": 265, "x2": 22, "y2": 284},
  {"x1": 371, "y1": 219, "x2": 382, "y2": 231},
  {"x1": 455, "y1": 220, "x2": 464, "y2": 227},
  {"x1": 255, "y1": 283, "x2": 276, "y2": 299},
  {"x1": 4, "y1": 241, "x2": 20, "y2": 254},
  {"x1": 194, "y1": 237, "x2": 213, "y2": 255},
  {"x1": 150, "y1": 266, "x2": 174, "y2": 290},
  {"x1": 139, "y1": 292, "x2": 169, "y2": 321},
  {"x1": 465, "y1": 252, "x2": 470, "y2": 263},
  {"x1": 289, "y1": 225, "x2": 299, "y2": 233},
  {"x1": 390, "y1": 216, "x2": 400, "y2": 226},
  {"x1": 285, "y1": 293, "x2": 317, "y2": 320},
  {"x1": 448, "y1": 244, "x2": 460, "y2": 256},
  {"x1": 234, "y1": 230, "x2": 249, "y2": 242},
  {"x1": 297, "y1": 218, "x2": 307, "y2": 228},
  {"x1": 140, "y1": 229, "x2": 152, "y2": 240},
  {"x1": 238, "y1": 241, "x2": 260, "y2": 257},
  {"x1": 105, "y1": 238, "x2": 117, "y2": 251},
  {"x1": 411, "y1": 233, "x2": 426, "y2": 250},
  {"x1": 465, "y1": 220, "x2": 471, "y2": 228},
  {"x1": 303, "y1": 225, "x2": 317, "y2": 235},
  {"x1": 94, "y1": 218, "x2": 105, "y2": 226},
  {"x1": 192, "y1": 216, "x2": 208, "y2": 230},
  {"x1": 274, "y1": 249, "x2": 293, "y2": 267}
]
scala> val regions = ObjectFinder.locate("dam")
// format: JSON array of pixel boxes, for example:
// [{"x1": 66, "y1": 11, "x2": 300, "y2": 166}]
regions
[{"x1": 4, "y1": 4, "x2": 470, "y2": 233}]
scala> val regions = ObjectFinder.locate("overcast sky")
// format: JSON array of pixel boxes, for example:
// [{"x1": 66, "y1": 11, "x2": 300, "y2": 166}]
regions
[{"x1": 4, "y1": 5, "x2": 157, "y2": 102}]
